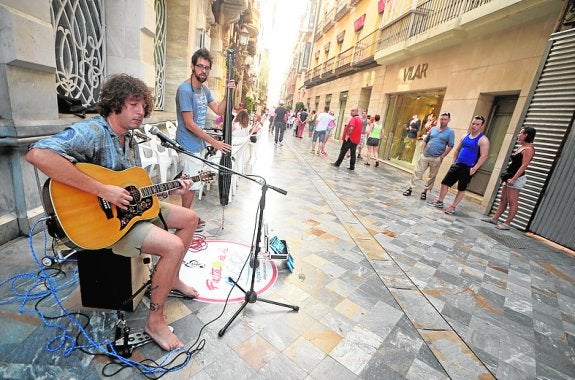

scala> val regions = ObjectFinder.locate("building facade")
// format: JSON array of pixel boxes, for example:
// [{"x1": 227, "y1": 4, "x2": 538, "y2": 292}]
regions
[
  {"x1": 291, "y1": 0, "x2": 575, "y2": 249},
  {"x1": 0, "y1": 0, "x2": 264, "y2": 245}
]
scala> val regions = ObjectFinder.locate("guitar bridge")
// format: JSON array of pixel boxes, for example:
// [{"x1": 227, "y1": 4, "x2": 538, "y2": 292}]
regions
[{"x1": 98, "y1": 197, "x2": 114, "y2": 219}]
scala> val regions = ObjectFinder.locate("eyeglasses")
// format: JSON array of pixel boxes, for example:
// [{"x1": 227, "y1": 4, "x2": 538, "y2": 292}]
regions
[
  {"x1": 440, "y1": 112, "x2": 450, "y2": 117},
  {"x1": 195, "y1": 63, "x2": 211, "y2": 72},
  {"x1": 473, "y1": 115, "x2": 485, "y2": 122}
]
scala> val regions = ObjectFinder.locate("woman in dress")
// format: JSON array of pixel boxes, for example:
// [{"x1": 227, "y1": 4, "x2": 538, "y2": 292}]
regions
[{"x1": 481, "y1": 126, "x2": 536, "y2": 230}]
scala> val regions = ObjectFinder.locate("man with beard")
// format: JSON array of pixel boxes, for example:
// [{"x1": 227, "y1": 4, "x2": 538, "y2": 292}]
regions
[{"x1": 176, "y1": 48, "x2": 234, "y2": 210}]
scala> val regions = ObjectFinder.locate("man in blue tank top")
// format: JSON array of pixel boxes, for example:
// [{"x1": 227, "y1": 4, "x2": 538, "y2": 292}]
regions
[{"x1": 428, "y1": 115, "x2": 490, "y2": 214}]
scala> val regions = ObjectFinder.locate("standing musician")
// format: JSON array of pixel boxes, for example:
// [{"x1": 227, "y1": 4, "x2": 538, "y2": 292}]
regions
[
  {"x1": 175, "y1": 48, "x2": 235, "y2": 210},
  {"x1": 26, "y1": 74, "x2": 198, "y2": 351}
]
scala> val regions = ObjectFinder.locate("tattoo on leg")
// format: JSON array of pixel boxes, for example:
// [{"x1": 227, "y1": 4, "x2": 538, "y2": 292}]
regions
[{"x1": 149, "y1": 302, "x2": 162, "y2": 312}]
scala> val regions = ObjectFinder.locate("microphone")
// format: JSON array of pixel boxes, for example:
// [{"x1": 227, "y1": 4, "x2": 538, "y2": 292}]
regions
[{"x1": 149, "y1": 126, "x2": 183, "y2": 150}]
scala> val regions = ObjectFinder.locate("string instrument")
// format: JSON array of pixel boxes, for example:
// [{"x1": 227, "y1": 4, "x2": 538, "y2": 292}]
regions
[
  {"x1": 42, "y1": 163, "x2": 214, "y2": 250},
  {"x1": 218, "y1": 48, "x2": 235, "y2": 206}
]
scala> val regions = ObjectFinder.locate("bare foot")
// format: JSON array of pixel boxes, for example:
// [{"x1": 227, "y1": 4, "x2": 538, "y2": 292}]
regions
[
  {"x1": 172, "y1": 279, "x2": 199, "y2": 298},
  {"x1": 144, "y1": 321, "x2": 184, "y2": 351}
]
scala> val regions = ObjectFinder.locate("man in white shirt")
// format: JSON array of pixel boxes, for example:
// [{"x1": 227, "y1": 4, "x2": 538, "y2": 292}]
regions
[{"x1": 310, "y1": 106, "x2": 336, "y2": 155}]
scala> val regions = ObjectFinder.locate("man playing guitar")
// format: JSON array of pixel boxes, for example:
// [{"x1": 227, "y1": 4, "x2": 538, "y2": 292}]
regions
[{"x1": 26, "y1": 74, "x2": 197, "y2": 351}]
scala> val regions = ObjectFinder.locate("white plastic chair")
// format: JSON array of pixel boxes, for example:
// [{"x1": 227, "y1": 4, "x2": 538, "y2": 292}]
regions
[
  {"x1": 143, "y1": 124, "x2": 177, "y2": 183},
  {"x1": 230, "y1": 135, "x2": 250, "y2": 201},
  {"x1": 137, "y1": 135, "x2": 160, "y2": 181},
  {"x1": 165, "y1": 120, "x2": 178, "y2": 139}
]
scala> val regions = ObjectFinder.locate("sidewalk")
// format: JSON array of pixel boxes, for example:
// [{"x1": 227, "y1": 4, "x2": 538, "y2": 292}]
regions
[{"x1": 0, "y1": 127, "x2": 574, "y2": 379}]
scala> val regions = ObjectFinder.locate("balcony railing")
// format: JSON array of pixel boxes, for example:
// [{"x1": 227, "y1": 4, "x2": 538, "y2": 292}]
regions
[
  {"x1": 304, "y1": 31, "x2": 380, "y2": 88},
  {"x1": 322, "y1": 57, "x2": 336, "y2": 78},
  {"x1": 334, "y1": 0, "x2": 349, "y2": 22},
  {"x1": 335, "y1": 47, "x2": 353, "y2": 74},
  {"x1": 377, "y1": 0, "x2": 493, "y2": 51},
  {"x1": 323, "y1": 8, "x2": 335, "y2": 33},
  {"x1": 312, "y1": 65, "x2": 322, "y2": 81},
  {"x1": 353, "y1": 30, "x2": 378, "y2": 67}
]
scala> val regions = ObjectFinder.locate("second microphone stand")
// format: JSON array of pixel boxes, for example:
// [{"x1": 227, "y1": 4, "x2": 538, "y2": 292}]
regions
[
  {"x1": 218, "y1": 178, "x2": 299, "y2": 337},
  {"x1": 156, "y1": 138, "x2": 299, "y2": 336}
]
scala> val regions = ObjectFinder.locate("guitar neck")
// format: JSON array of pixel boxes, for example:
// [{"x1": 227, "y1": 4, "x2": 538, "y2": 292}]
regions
[{"x1": 139, "y1": 174, "x2": 202, "y2": 198}]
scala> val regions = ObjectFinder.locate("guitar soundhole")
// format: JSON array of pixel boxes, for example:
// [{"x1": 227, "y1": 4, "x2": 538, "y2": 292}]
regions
[{"x1": 116, "y1": 185, "x2": 153, "y2": 230}]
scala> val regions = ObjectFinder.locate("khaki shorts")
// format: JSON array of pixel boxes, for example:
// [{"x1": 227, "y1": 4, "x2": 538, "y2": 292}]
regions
[
  {"x1": 178, "y1": 150, "x2": 205, "y2": 191},
  {"x1": 109, "y1": 202, "x2": 172, "y2": 257}
]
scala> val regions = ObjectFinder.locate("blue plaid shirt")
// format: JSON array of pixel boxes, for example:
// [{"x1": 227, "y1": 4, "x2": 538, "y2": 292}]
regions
[{"x1": 32, "y1": 116, "x2": 140, "y2": 170}]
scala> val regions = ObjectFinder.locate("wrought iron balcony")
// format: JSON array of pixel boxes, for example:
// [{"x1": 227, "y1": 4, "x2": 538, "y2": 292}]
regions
[
  {"x1": 352, "y1": 30, "x2": 378, "y2": 68},
  {"x1": 374, "y1": 0, "x2": 553, "y2": 65},
  {"x1": 322, "y1": 9, "x2": 335, "y2": 33},
  {"x1": 335, "y1": 0, "x2": 350, "y2": 22},
  {"x1": 335, "y1": 47, "x2": 353, "y2": 75}
]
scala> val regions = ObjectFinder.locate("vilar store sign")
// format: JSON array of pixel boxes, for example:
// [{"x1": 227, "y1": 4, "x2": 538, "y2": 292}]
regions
[{"x1": 402, "y1": 63, "x2": 428, "y2": 81}]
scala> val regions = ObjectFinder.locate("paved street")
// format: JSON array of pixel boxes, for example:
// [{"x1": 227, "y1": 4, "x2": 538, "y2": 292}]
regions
[{"x1": 0, "y1": 126, "x2": 574, "y2": 379}]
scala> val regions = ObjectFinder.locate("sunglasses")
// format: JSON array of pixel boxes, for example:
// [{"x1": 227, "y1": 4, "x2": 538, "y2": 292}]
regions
[
  {"x1": 440, "y1": 112, "x2": 450, "y2": 117},
  {"x1": 473, "y1": 115, "x2": 485, "y2": 122}
]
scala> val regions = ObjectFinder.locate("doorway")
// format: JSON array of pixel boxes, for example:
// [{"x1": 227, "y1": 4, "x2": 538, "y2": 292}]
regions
[
  {"x1": 335, "y1": 91, "x2": 348, "y2": 139},
  {"x1": 467, "y1": 95, "x2": 519, "y2": 195}
]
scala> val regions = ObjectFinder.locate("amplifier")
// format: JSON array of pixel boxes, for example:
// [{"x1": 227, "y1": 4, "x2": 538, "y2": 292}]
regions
[{"x1": 77, "y1": 249, "x2": 151, "y2": 312}]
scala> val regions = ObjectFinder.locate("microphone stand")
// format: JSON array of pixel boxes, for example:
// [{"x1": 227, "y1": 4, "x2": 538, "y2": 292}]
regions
[{"x1": 155, "y1": 139, "x2": 300, "y2": 336}]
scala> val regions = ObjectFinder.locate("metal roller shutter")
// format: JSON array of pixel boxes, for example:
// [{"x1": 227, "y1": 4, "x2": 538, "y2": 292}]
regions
[{"x1": 490, "y1": 29, "x2": 575, "y2": 246}]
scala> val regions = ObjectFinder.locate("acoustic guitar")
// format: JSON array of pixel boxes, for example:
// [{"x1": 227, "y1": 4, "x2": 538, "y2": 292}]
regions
[{"x1": 42, "y1": 163, "x2": 214, "y2": 250}]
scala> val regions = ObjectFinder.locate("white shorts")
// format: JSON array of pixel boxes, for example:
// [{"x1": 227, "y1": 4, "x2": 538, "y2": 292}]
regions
[
  {"x1": 178, "y1": 150, "x2": 205, "y2": 191},
  {"x1": 504, "y1": 175, "x2": 527, "y2": 190}
]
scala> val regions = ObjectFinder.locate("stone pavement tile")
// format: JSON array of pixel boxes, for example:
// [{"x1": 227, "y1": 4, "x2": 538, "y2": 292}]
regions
[
  {"x1": 535, "y1": 329, "x2": 575, "y2": 358},
  {"x1": 498, "y1": 333, "x2": 536, "y2": 377},
  {"x1": 405, "y1": 358, "x2": 450, "y2": 380},
  {"x1": 233, "y1": 333, "x2": 279, "y2": 371},
  {"x1": 477, "y1": 286, "x2": 506, "y2": 312},
  {"x1": 405, "y1": 261, "x2": 437, "y2": 288},
  {"x1": 461, "y1": 315, "x2": 502, "y2": 349},
  {"x1": 301, "y1": 320, "x2": 343, "y2": 354},
  {"x1": 257, "y1": 318, "x2": 301, "y2": 352},
  {"x1": 532, "y1": 285, "x2": 560, "y2": 308},
  {"x1": 441, "y1": 302, "x2": 472, "y2": 326},
  {"x1": 481, "y1": 274, "x2": 507, "y2": 297},
  {"x1": 309, "y1": 287, "x2": 344, "y2": 309},
  {"x1": 358, "y1": 240, "x2": 390, "y2": 261},
  {"x1": 334, "y1": 298, "x2": 366, "y2": 322},
  {"x1": 388, "y1": 288, "x2": 450, "y2": 330},
  {"x1": 494, "y1": 358, "x2": 534, "y2": 379},
  {"x1": 535, "y1": 347, "x2": 575, "y2": 379},
  {"x1": 284, "y1": 336, "x2": 326, "y2": 373},
  {"x1": 358, "y1": 300, "x2": 404, "y2": 340},
  {"x1": 356, "y1": 275, "x2": 399, "y2": 306},
  {"x1": 371, "y1": 260, "x2": 416, "y2": 290},
  {"x1": 360, "y1": 354, "x2": 406, "y2": 380},
  {"x1": 299, "y1": 296, "x2": 330, "y2": 321},
  {"x1": 0, "y1": 311, "x2": 40, "y2": 344},
  {"x1": 503, "y1": 306, "x2": 534, "y2": 330},
  {"x1": 376, "y1": 339, "x2": 419, "y2": 377},
  {"x1": 558, "y1": 293, "x2": 575, "y2": 319},
  {"x1": 260, "y1": 352, "x2": 309, "y2": 379},
  {"x1": 564, "y1": 321, "x2": 575, "y2": 337},
  {"x1": 420, "y1": 330, "x2": 494, "y2": 379},
  {"x1": 326, "y1": 277, "x2": 358, "y2": 298},
  {"x1": 319, "y1": 309, "x2": 355, "y2": 337},
  {"x1": 470, "y1": 347, "x2": 499, "y2": 374},
  {"x1": 536, "y1": 361, "x2": 575, "y2": 380},
  {"x1": 330, "y1": 325, "x2": 383, "y2": 375},
  {"x1": 308, "y1": 355, "x2": 358, "y2": 380},
  {"x1": 202, "y1": 349, "x2": 258, "y2": 380}
]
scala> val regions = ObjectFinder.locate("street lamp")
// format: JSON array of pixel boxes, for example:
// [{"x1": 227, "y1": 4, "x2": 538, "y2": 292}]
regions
[{"x1": 239, "y1": 26, "x2": 249, "y2": 46}]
